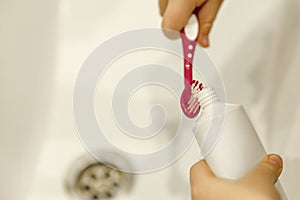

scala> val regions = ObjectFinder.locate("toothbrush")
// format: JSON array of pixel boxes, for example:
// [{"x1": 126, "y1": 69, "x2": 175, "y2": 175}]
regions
[{"x1": 180, "y1": 8, "x2": 203, "y2": 118}]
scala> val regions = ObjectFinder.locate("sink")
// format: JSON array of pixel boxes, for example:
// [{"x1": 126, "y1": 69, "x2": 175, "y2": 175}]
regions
[{"x1": 1, "y1": 0, "x2": 299, "y2": 200}]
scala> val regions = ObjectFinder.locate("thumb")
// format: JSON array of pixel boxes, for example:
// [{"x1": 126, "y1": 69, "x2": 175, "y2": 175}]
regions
[
  {"x1": 190, "y1": 160, "x2": 215, "y2": 185},
  {"x1": 244, "y1": 154, "x2": 283, "y2": 185}
]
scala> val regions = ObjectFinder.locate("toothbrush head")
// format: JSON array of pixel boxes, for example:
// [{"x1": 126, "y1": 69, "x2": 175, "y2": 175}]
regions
[{"x1": 180, "y1": 80, "x2": 203, "y2": 118}]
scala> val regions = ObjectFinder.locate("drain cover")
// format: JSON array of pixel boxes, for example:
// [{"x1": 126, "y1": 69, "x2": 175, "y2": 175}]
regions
[{"x1": 65, "y1": 154, "x2": 132, "y2": 200}]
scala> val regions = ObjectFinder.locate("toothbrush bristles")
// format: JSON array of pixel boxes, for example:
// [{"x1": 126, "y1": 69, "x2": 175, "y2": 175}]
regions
[
  {"x1": 187, "y1": 95, "x2": 195, "y2": 105},
  {"x1": 187, "y1": 97, "x2": 197, "y2": 109},
  {"x1": 181, "y1": 80, "x2": 204, "y2": 118},
  {"x1": 187, "y1": 82, "x2": 203, "y2": 113},
  {"x1": 190, "y1": 100, "x2": 199, "y2": 113}
]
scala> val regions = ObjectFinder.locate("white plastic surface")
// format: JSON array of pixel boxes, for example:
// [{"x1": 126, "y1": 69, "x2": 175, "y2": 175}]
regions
[
  {"x1": 184, "y1": 14, "x2": 199, "y2": 41},
  {"x1": 194, "y1": 103, "x2": 288, "y2": 200}
]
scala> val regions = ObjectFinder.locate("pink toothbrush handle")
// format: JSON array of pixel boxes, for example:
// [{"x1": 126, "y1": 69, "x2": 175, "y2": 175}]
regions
[
  {"x1": 181, "y1": 8, "x2": 200, "y2": 88},
  {"x1": 181, "y1": 32, "x2": 197, "y2": 87},
  {"x1": 180, "y1": 8, "x2": 202, "y2": 119}
]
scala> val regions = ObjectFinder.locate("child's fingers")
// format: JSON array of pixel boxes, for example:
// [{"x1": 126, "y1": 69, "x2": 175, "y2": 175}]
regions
[
  {"x1": 159, "y1": 0, "x2": 168, "y2": 16},
  {"x1": 162, "y1": 0, "x2": 206, "y2": 32},
  {"x1": 197, "y1": 0, "x2": 223, "y2": 47},
  {"x1": 190, "y1": 160, "x2": 216, "y2": 182}
]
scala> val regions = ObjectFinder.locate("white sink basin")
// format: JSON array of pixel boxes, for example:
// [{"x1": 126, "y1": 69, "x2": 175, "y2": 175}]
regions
[{"x1": 1, "y1": 0, "x2": 300, "y2": 200}]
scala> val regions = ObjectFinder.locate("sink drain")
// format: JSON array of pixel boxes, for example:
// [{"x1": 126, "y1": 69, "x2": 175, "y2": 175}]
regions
[{"x1": 65, "y1": 154, "x2": 132, "y2": 200}]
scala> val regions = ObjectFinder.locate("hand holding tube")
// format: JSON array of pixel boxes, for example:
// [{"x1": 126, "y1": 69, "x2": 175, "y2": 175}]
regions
[{"x1": 190, "y1": 154, "x2": 283, "y2": 200}]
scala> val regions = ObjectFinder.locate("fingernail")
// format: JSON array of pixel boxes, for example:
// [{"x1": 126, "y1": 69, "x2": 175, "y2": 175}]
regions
[
  {"x1": 268, "y1": 154, "x2": 283, "y2": 169},
  {"x1": 199, "y1": 35, "x2": 209, "y2": 47},
  {"x1": 161, "y1": 27, "x2": 181, "y2": 40}
]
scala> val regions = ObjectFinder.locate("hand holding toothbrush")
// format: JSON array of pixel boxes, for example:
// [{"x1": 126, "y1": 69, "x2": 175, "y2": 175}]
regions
[{"x1": 159, "y1": 0, "x2": 223, "y2": 47}]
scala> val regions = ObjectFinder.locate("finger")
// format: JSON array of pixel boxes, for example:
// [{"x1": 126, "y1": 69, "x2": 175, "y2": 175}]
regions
[
  {"x1": 159, "y1": 0, "x2": 169, "y2": 16},
  {"x1": 162, "y1": 0, "x2": 206, "y2": 32},
  {"x1": 197, "y1": 0, "x2": 223, "y2": 47},
  {"x1": 244, "y1": 154, "x2": 283, "y2": 185},
  {"x1": 190, "y1": 159, "x2": 217, "y2": 198},
  {"x1": 190, "y1": 160, "x2": 215, "y2": 183}
]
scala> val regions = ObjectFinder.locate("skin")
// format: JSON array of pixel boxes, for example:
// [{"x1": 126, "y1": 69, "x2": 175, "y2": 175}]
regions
[
  {"x1": 190, "y1": 154, "x2": 283, "y2": 200},
  {"x1": 159, "y1": 0, "x2": 224, "y2": 47}
]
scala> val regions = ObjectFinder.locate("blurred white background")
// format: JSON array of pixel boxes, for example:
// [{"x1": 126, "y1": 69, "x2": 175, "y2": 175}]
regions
[{"x1": 1, "y1": 0, "x2": 300, "y2": 199}]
